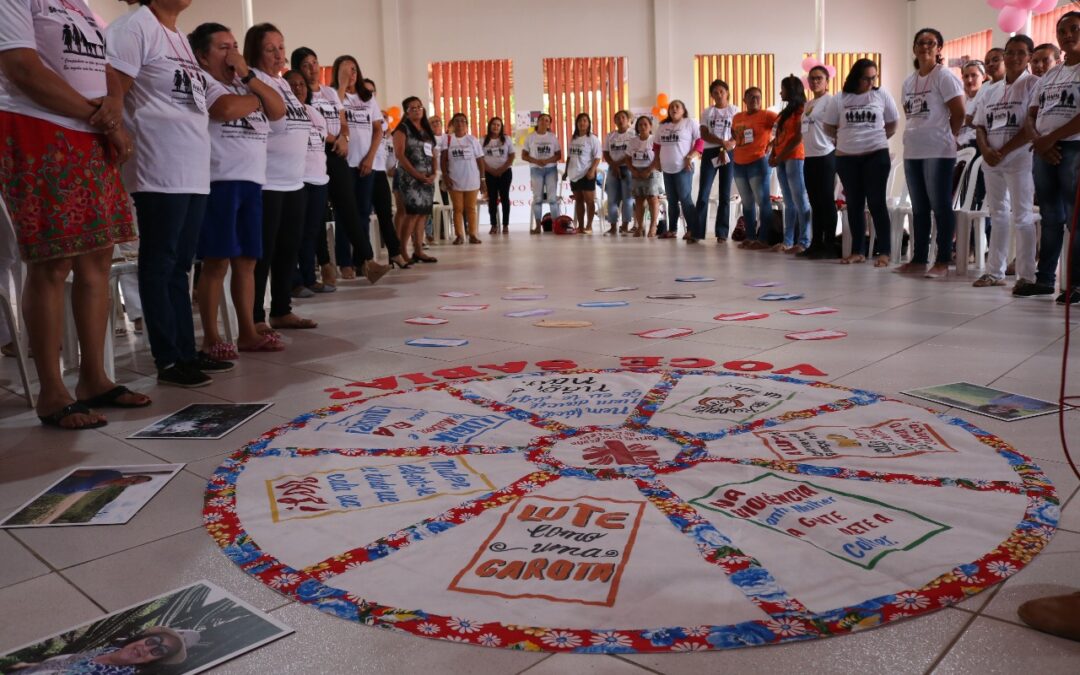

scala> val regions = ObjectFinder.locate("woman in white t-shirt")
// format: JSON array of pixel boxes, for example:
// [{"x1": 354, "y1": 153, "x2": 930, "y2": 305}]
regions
[
  {"x1": 292, "y1": 46, "x2": 347, "y2": 290},
  {"x1": 823, "y1": 58, "x2": 899, "y2": 266},
  {"x1": 656, "y1": 100, "x2": 703, "y2": 241},
  {"x1": 627, "y1": 115, "x2": 662, "y2": 237},
  {"x1": 603, "y1": 110, "x2": 635, "y2": 234},
  {"x1": 441, "y1": 113, "x2": 487, "y2": 244},
  {"x1": 899, "y1": 28, "x2": 965, "y2": 278},
  {"x1": 0, "y1": 0, "x2": 145, "y2": 427},
  {"x1": 191, "y1": 22, "x2": 286, "y2": 359},
  {"x1": 696, "y1": 79, "x2": 739, "y2": 241},
  {"x1": 482, "y1": 117, "x2": 515, "y2": 235},
  {"x1": 958, "y1": 59, "x2": 988, "y2": 149},
  {"x1": 243, "y1": 23, "x2": 318, "y2": 332},
  {"x1": 801, "y1": 66, "x2": 837, "y2": 259},
  {"x1": 109, "y1": 0, "x2": 240, "y2": 386},
  {"x1": 1022, "y1": 11, "x2": 1080, "y2": 303},
  {"x1": 564, "y1": 113, "x2": 603, "y2": 233},
  {"x1": 362, "y1": 78, "x2": 406, "y2": 267},
  {"x1": 522, "y1": 113, "x2": 562, "y2": 233}
]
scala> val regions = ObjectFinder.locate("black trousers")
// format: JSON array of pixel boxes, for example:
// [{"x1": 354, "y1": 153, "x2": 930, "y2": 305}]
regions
[
  {"x1": 326, "y1": 148, "x2": 374, "y2": 265},
  {"x1": 255, "y1": 187, "x2": 307, "y2": 322},
  {"x1": 484, "y1": 169, "x2": 513, "y2": 226},
  {"x1": 804, "y1": 152, "x2": 838, "y2": 253},
  {"x1": 836, "y1": 149, "x2": 892, "y2": 257},
  {"x1": 372, "y1": 170, "x2": 401, "y2": 258}
]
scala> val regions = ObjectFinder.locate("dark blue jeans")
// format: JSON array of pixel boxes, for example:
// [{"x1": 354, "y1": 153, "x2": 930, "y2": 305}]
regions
[
  {"x1": 132, "y1": 192, "x2": 207, "y2": 369},
  {"x1": 733, "y1": 157, "x2": 773, "y2": 242},
  {"x1": 696, "y1": 147, "x2": 734, "y2": 238},
  {"x1": 905, "y1": 157, "x2": 956, "y2": 265},
  {"x1": 297, "y1": 182, "x2": 329, "y2": 288},
  {"x1": 836, "y1": 149, "x2": 892, "y2": 257},
  {"x1": 1033, "y1": 141, "x2": 1080, "y2": 290},
  {"x1": 662, "y1": 168, "x2": 699, "y2": 237}
]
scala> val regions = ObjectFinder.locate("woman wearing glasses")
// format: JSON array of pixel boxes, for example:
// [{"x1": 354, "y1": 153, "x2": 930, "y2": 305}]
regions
[
  {"x1": 898, "y1": 28, "x2": 965, "y2": 278},
  {"x1": 822, "y1": 58, "x2": 899, "y2": 266},
  {"x1": 393, "y1": 97, "x2": 438, "y2": 263},
  {"x1": 800, "y1": 65, "x2": 838, "y2": 259}
]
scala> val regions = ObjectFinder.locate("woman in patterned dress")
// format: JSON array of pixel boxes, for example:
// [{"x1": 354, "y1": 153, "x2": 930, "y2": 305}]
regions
[{"x1": 392, "y1": 96, "x2": 438, "y2": 263}]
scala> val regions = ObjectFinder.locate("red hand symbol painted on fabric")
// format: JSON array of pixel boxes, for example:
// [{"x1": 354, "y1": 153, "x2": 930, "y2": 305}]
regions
[{"x1": 582, "y1": 440, "x2": 661, "y2": 466}]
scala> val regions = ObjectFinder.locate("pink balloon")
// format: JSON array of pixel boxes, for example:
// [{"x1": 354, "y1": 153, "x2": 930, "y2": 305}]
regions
[
  {"x1": 1035, "y1": 0, "x2": 1058, "y2": 11},
  {"x1": 998, "y1": 6, "x2": 1028, "y2": 33},
  {"x1": 801, "y1": 56, "x2": 820, "y2": 72},
  {"x1": 1014, "y1": 0, "x2": 1042, "y2": 9},
  {"x1": 825, "y1": 64, "x2": 837, "y2": 78}
]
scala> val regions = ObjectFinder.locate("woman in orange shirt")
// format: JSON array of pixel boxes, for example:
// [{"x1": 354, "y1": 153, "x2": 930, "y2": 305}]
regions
[
  {"x1": 769, "y1": 75, "x2": 812, "y2": 253},
  {"x1": 731, "y1": 87, "x2": 779, "y2": 249}
]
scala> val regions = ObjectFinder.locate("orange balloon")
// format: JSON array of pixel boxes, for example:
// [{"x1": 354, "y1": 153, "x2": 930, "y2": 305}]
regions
[
  {"x1": 656, "y1": 93, "x2": 670, "y2": 108},
  {"x1": 658, "y1": 107, "x2": 668, "y2": 119},
  {"x1": 388, "y1": 106, "x2": 402, "y2": 117},
  {"x1": 651, "y1": 105, "x2": 661, "y2": 116}
]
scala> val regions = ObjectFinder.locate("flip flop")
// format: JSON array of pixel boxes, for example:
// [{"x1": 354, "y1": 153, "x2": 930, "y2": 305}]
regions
[
  {"x1": 39, "y1": 401, "x2": 108, "y2": 429},
  {"x1": 77, "y1": 385, "x2": 152, "y2": 409},
  {"x1": 270, "y1": 317, "x2": 318, "y2": 330},
  {"x1": 239, "y1": 335, "x2": 287, "y2": 352},
  {"x1": 207, "y1": 341, "x2": 239, "y2": 360}
]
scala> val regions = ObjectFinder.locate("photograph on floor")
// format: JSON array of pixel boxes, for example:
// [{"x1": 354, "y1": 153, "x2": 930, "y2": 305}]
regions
[
  {"x1": 0, "y1": 581, "x2": 292, "y2": 674},
  {"x1": 128, "y1": 404, "x2": 274, "y2": 440},
  {"x1": 1, "y1": 464, "x2": 184, "y2": 528},
  {"x1": 903, "y1": 382, "x2": 1070, "y2": 421}
]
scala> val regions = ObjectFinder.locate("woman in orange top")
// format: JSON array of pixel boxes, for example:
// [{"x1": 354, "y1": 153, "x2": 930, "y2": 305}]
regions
[
  {"x1": 731, "y1": 87, "x2": 779, "y2": 249},
  {"x1": 769, "y1": 75, "x2": 812, "y2": 253}
]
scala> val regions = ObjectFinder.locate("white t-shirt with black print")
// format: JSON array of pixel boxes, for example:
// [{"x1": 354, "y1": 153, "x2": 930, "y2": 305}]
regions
[
  {"x1": 524, "y1": 131, "x2": 560, "y2": 163},
  {"x1": 701, "y1": 104, "x2": 738, "y2": 149},
  {"x1": 822, "y1": 89, "x2": 899, "y2": 155},
  {"x1": 303, "y1": 103, "x2": 328, "y2": 185},
  {"x1": 482, "y1": 136, "x2": 514, "y2": 172},
  {"x1": 1033, "y1": 62, "x2": 1080, "y2": 142},
  {"x1": 0, "y1": 0, "x2": 107, "y2": 133},
  {"x1": 656, "y1": 117, "x2": 700, "y2": 174},
  {"x1": 626, "y1": 135, "x2": 657, "y2": 170},
  {"x1": 342, "y1": 91, "x2": 380, "y2": 168},
  {"x1": 206, "y1": 77, "x2": 270, "y2": 185},
  {"x1": 566, "y1": 134, "x2": 602, "y2": 182},
  {"x1": 253, "y1": 69, "x2": 310, "y2": 192},
  {"x1": 107, "y1": 5, "x2": 223, "y2": 194},
  {"x1": 975, "y1": 71, "x2": 1039, "y2": 173},
  {"x1": 445, "y1": 133, "x2": 484, "y2": 191},
  {"x1": 310, "y1": 85, "x2": 343, "y2": 137},
  {"x1": 801, "y1": 94, "x2": 835, "y2": 157},
  {"x1": 603, "y1": 129, "x2": 634, "y2": 163},
  {"x1": 902, "y1": 64, "x2": 965, "y2": 160}
]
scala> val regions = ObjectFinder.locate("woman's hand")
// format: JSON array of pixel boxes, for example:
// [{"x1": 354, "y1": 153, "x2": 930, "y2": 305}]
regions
[
  {"x1": 88, "y1": 95, "x2": 123, "y2": 132},
  {"x1": 982, "y1": 147, "x2": 1003, "y2": 167},
  {"x1": 359, "y1": 158, "x2": 374, "y2": 176},
  {"x1": 1032, "y1": 134, "x2": 1058, "y2": 159},
  {"x1": 225, "y1": 49, "x2": 250, "y2": 80},
  {"x1": 422, "y1": 172, "x2": 435, "y2": 185},
  {"x1": 105, "y1": 125, "x2": 134, "y2": 164}
]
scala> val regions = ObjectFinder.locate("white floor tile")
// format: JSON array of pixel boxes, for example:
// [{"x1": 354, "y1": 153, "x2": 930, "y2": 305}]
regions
[
  {"x1": 0, "y1": 574, "x2": 103, "y2": 653},
  {"x1": 931, "y1": 616, "x2": 1080, "y2": 674}
]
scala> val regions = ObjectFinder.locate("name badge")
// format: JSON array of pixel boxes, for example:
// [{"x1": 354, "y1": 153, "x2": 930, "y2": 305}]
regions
[
  {"x1": 191, "y1": 75, "x2": 207, "y2": 113},
  {"x1": 742, "y1": 128, "x2": 755, "y2": 144},
  {"x1": 423, "y1": 142, "x2": 433, "y2": 157}
]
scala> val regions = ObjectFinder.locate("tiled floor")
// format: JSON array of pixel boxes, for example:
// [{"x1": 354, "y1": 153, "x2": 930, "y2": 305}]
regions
[{"x1": 1, "y1": 230, "x2": 1079, "y2": 674}]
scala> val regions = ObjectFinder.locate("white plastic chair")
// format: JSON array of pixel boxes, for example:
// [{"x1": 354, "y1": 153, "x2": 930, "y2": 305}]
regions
[
  {"x1": 953, "y1": 156, "x2": 987, "y2": 276},
  {"x1": 0, "y1": 196, "x2": 33, "y2": 407},
  {"x1": 431, "y1": 173, "x2": 454, "y2": 240}
]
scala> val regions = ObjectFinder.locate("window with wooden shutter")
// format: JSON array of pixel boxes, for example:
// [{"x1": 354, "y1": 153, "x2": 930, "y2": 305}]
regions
[
  {"x1": 802, "y1": 52, "x2": 883, "y2": 95},
  {"x1": 694, "y1": 54, "x2": 775, "y2": 117},
  {"x1": 943, "y1": 30, "x2": 993, "y2": 79},
  {"x1": 542, "y1": 57, "x2": 629, "y2": 155},
  {"x1": 429, "y1": 59, "x2": 515, "y2": 135}
]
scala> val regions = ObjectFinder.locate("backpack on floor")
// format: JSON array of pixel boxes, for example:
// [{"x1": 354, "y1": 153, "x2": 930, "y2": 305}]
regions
[
  {"x1": 766, "y1": 207, "x2": 784, "y2": 246},
  {"x1": 552, "y1": 215, "x2": 577, "y2": 235},
  {"x1": 731, "y1": 216, "x2": 747, "y2": 242},
  {"x1": 541, "y1": 213, "x2": 554, "y2": 232}
]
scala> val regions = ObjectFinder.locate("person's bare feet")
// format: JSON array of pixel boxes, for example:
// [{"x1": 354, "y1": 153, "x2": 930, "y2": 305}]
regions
[
  {"x1": 894, "y1": 262, "x2": 926, "y2": 274},
  {"x1": 269, "y1": 313, "x2": 318, "y2": 330},
  {"x1": 74, "y1": 381, "x2": 151, "y2": 408},
  {"x1": 254, "y1": 322, "x2": 282, "y2": 338},
  {"x1": 1018, "y1": 591, "x2": 1080, "y2": 642},
  {"x1": 37, "y1": 395, "x2": 106, "y2": 429},
  {"x1": 925, "y1": 263, "x2": 949, "y2": 279},
  {"x1": 874, "y1": 255, "x2": 890, "y2": 268},
  {"x1": 840, "y1": 254, "x2": 866, "y2": 264}
]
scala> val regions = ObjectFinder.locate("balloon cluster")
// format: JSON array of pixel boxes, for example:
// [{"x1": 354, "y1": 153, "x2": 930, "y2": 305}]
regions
[
  {"x1": 651, "y1": 93, "x2": 669, "y2": 120},
  {"x1": 988, "y1": 0, "x2": 1058, "y2": 33},
  {"x1": 383, "y1": 105, "x2": 402, "y2": 128},
  {"x1": 800, "y1": 56, "x2": 837, "y2": 91}
]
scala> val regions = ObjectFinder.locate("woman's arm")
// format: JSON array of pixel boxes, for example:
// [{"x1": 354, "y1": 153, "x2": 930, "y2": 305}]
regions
[
  {"x1": 885, "y1": 121, "x2": 898, "y2": 139},
  {"x1": 360, "y1": 119, "x2": 382, "y2": 175},
  {"x1": 498, "y1": 151, "x2": 515, "y2": 174},
  {"x1": 946, "y1": 95, "x2": 965, "y2": 137},
  {"x1": 0, "y1": 48, "x2": 101, "y2": 122}
]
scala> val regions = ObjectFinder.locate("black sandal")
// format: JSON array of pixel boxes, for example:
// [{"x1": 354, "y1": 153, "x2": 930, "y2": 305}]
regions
[
  {"x1": 77, "y1": 385, "x2": 151, "y2": 409},
  {"x1": 39, "y1": 401, "x2": 108, "y2": 430}
]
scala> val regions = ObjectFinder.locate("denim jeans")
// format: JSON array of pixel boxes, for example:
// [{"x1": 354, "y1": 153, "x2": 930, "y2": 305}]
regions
[
  {"x1": 905, "y1": 157, "x2": 956, "y2": 264},
  {"x1": 1033, "y1": 141, "x2": 1080, "y2": 289},
  {"x1": 776, "y1": 158, "x2": 811, "y2": 247},
  {"x1": 836, "y1": 149, "x2": 892, "y2": 257},
  {"x1": 662, "y1": 168, "x2": 699, "y2": 237},
  {"x1": 605, "y1": 165, "x2": 634, "y2": 225},
  {"x1": 733, "y1": 157, "x2": 773, "y2": 242},
  {"x1": 132, "y1": 192, "x2": 207, "y2": 369},
  {"x1": 804, "y1": 152, "x2": 838, "y2": 252},
  {"x1": 696, "y1": 147, "x2": 734, "y2": 238},
  {"x1": 530, "y1": 165, "x2": 560, "y2": 224}
]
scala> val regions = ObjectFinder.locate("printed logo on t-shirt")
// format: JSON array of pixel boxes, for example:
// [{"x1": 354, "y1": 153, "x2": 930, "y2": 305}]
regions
[
  {"x1": 609, "y1": 138, "x2": 628, "y2": 152},
  {"x1": 569, "y1": 144, "x2": 586, "y2": 157},
  {"x1": 709, "y1": 117, "x2": 732, "y2": 137},
  {"x1": 221, "y1": 110, "x2": 269, "y2": 136},
  {"x1": 985, "y1": 104, "x2": 1020, "y2": 131},
  {"x1": 485, "y1": 144, "x2": 507, "y2": 159},
  {"x1": 58, "y1": 18, "x2": 105, "y2": 59},
  {"x1": 903, "y1": 93, "x2": 930, "y2": 118},
  {"x1": 345, "y1": 106, "x2": 372, "y2": 128},
  {"x1": 532, "y1": 143, "x2": 554, "y2": 157},
  {"x1": 659, "y1": 131, "x2": 680, "y2": 144},
  {"x1": 845, "y1": 107, "x2": 879, "y2": 126},
  {"x1": 167, "y1": 62, "x2": 205, "y2": 110},
  {"x1": 1038, "y1": 84, "x2": 1078, "y2": 115},
  {"x1": 450, "y1": 146, "x2": 471, "y2": 159}
]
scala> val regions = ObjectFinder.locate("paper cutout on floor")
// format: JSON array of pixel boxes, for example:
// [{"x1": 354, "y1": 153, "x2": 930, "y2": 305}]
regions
[
  {"x1": 902, "y1": 382, "x2": 1072, "y2": 422},
  {"x1": 504, "y1": 308, "x2": 555, "y2": 318},
  {"x1": 785, "y1": 329, "x2": 847, "y2": 341},
  {"x1": 502, "y1": 294, "x2": 548, "y2": 301},
  {"x1": 714, "y1": 312, "x2": 769, "y2": 321},
  {"x1": 676, "y1": 276, "x2": 715, "y2": 283},
  {"x1": 578, "y1": 301, "x2": 629, "y2": 308},
  {"x1": 438, "y1": 304, "x2": 489, "y2": 312},
  {"x1": 406, "y1": 337, "x2": 470, "y2": 347},
  {"x1": 595, "y1": 286, "x2": 639, "y2": 292},
  {"x1": 405, "y1": 316, "x2": 449, "y2": 325},
  {"x1": 129, "y1": 404, "x2": 273, "y2": 440},
  {"x1": 760, "y1": 293, "x2": 804, "y2": 301},
  {"x1": 784, "y1": 307, "x2": 839, "y2": 316},
  {"x1": 440, "y1": 291, "x2": 477, "y2": 298},
  {"x1": 534, "y1": 319, "x2": 593, "y2": 327},
  {"x1": 647, "y1": 293, "x2": 696, "y2": 299},
  {"x1": 634, "y1": 327, "x2": 695, "y2": 339}
]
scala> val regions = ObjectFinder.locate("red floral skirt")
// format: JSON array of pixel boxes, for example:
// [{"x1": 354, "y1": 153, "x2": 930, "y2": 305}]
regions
[{"x1": 0, "y1": 111, "x2": 135, "y2": 262}]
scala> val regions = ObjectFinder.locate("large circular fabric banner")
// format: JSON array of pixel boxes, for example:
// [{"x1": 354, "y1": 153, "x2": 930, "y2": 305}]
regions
[{"x1": 204, "y1": 369, "x2": 1059, "y2": 653}]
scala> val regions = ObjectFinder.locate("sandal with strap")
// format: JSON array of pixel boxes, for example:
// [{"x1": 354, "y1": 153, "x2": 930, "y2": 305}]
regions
[
  {"x1": 239, "y1": 334, "x2": 286, "y2": 352},
  {"x1": 39, "y1": 401, "x2": 107, "y2": 429},
  {"x1": 77, "y1": 385, "x2": 151, "y2": 409},
  {"x1": 208, "y1": 342, "x2": 239, "y2": 361}
]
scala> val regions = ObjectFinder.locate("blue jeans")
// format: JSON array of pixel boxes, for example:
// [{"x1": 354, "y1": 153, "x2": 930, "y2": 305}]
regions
[
  {"x1": 1033, "y1": 141, "x2": 1080, "y2": 289},
  {"x1": 662, "y1": 168, "x2": 699, "y2": 237},
  {"x1": 733, "y1": 158, "x2": 773, "y2": 242},
  {"x1": 777, "y1": 158, "x2": 811, "y2": 247},
  {"x1": 605, "y1": 166, "x2": 634, "y2": 225},
  {"x1": 132, "y1": 192, "x2": 207, "y2": 369},
  {"x1": 904, "y1": 157, "x2": 956, "y2": 265},
  {"x1": 696, "y1": 147, "x2": 734, "y2": 238},
  {"x1": 530, "y1": 165, "x2": 561, "y2": 224}
]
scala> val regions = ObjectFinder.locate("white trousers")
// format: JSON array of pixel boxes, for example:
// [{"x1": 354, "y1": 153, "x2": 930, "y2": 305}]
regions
[{"x1": 983, "y1": 166, "x2": 1036, "y2": 281}]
